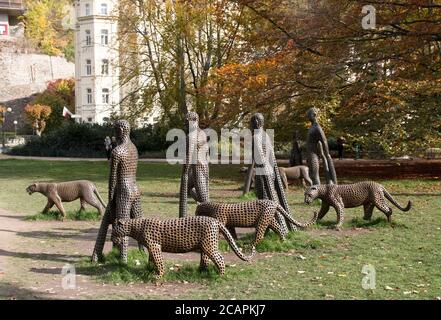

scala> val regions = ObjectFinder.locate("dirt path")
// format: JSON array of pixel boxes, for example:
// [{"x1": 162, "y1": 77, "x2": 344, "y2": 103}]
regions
[
  {"x1": 0, "y1": 208, "x2": 215, "y2": 299},
  {"x1": 0, "y1": 208, "x2": 271, "y2": 300}
]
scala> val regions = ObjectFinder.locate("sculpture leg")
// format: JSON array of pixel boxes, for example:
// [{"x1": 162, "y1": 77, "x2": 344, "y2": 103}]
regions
[
  {"x1": 363, "y1": 203, "x2": 375, "y2": 220},
  {"x1": 131, "y1": 199, "x2": 146, "y2": 253},
  {"x1": 149, "y1": 244, "x2": 164, "y2": 279},
  {"x1": 42, "y1": 200, "x2": 54, "y2": 214},
  {"x1": 115, "y1": 196, "x2": 131, "y2": 263},
  {"x1": 92, "y1": 208, "x2": 112, "y2": 262},
  {"x1": 195, "y1": 164, "x2": 209, "y2": 203},
  {"x1": 307, "y1": 153, "x2": 320, "y2": 185},
  {"x1": 199, "y1": 252, "x2": 210, "y2": 271}
]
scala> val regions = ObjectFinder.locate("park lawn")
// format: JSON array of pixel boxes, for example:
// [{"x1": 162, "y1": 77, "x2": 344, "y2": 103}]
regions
[{"x1": 0, "y1": 159, "x2": 440, "y2": 299}]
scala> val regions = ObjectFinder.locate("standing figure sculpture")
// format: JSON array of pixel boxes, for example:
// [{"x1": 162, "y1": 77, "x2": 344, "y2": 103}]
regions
[
  {"x1": 92, "y1": 120, "x2": 144, "y2": 263},
  {"x1": 179, "y1": 112, "x2": 210, "y2": 218},
  {"x1": 306, "y1": 108, "x2": 337, "y2": 186},
  {"x1": 249, "y1": 113, "x2": 295, "y2": 232},
  {"x1": 289, "y1": 131, "x2": 303, "y2": 167}
]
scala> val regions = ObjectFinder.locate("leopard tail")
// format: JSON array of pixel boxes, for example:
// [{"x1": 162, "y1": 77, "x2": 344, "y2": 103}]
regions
[
  {"x1": 93, "y1": 187, "x2": 107, "y2": 208},
  {"x1": 383, "y1": 189, "x2": 412, "y2": 212},
  {"x1": 276, "y1": 205, "x2": 318, "y2": 228},
  {"x1": 218, "y1": 224, "x2": 256, "y2": 261}
]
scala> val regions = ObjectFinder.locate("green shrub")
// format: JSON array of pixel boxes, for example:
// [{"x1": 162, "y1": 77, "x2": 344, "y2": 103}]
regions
[{"x1": 9, "y1": 122, "x2": 169, "y2": 158}]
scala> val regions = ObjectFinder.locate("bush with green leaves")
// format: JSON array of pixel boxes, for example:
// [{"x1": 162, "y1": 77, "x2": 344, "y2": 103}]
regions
[{"x1": 9, "y1": 122, "x2": 169, "y2": 158}]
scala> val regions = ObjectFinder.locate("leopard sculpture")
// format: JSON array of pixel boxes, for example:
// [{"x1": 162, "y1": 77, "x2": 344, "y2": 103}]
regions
[
  {"x1": 304, "y1": 181, "x2": 412, "y2": 230},
  {"x1": 26, "y1": 180, "x2": 106, "y2": 219},
  {"x1": 279, "y1": 166, "x2": 313, "y2": 189},
  {"x1": 111, "y1": 216, "x2": 256, "y2": 279},
  {"x1": 195, "y1": 200, "x2": 318, "y2": 246}
]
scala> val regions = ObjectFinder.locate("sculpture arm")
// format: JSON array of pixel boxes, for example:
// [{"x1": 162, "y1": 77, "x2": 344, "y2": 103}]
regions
[{"x1": 108, "y1": 152, "x2": 119, "y2": 202}]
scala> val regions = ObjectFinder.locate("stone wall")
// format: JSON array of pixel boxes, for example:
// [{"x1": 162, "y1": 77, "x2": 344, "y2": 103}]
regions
[{"x1": 0, "y1": 39, "x2": 75, "y2": 132}]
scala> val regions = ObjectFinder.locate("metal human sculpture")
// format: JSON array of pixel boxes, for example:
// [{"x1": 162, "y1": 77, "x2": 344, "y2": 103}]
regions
[
  {"x1": 179, "y1": 112, "x2": 210, "y2": 218},
  {"x1": 111, "y1": 216, "x2": 256, "y2": 279},
  {"x1": 195, "y1": 200, "x2": 318, "y2": 245},
  {"x1": 249, "y1": 113, "x2": 295, "y2": 231},
  {"x1": 304, "y1": 181, "x2": 412, "y2": 230},
  {"x1": 92, "y1": 120, "x2": 144, "y2": 263},
  {"x1": 306, "y1": 108, "x2": 337, "y2": 185},
  {"x1": 289, "y1": 131, "x2": 303, "y2": 167}
]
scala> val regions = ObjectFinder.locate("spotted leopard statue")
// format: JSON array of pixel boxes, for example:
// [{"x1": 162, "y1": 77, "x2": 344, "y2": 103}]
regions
[
  {"x1": 195, "y1": 200, "x2": 318, "y2": 246},
  {"x1": 26, "y1": 180, "x2": 106, "y2": 219},
  {"x1": 111, "y1": 216, "x2": 256, "y2": 279},
  {"x1": 304, "y1": 181, "x2": 412, "y2": 230},
  {"x1": 279, "y1": 166, "x2": 313, "y2": 189}
]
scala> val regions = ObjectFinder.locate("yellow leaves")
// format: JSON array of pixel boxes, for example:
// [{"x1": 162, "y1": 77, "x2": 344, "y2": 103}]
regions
[
  {"x1": 24, "y1": 104, "x2": 52, "y2": 124},
  {"x1": 23, "y1": 0, "x2": 72, "y2": 57}
]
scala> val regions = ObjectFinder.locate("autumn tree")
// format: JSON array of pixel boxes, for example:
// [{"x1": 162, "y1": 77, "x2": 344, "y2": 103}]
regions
[
  {"x1": 24, "y1": 104, "x2": 52, "y2": 136},
  {"x1": 118, "y1": 0, "x2": 248, "y2": 128},
  {"x1": 32, "y1": 78, "x2": 75, "y2": 133},
  {"x1": 208, "y1": 0, "x2": 441, "y2": 155},
  {"x1": 22, "y1": 0, "x2": 74, "y2": 60}
]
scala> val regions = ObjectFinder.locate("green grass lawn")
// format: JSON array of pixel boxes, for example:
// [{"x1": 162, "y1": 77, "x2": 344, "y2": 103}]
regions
[{"x1": 0, "y1": 159, "x2": 440, "y2": 299}]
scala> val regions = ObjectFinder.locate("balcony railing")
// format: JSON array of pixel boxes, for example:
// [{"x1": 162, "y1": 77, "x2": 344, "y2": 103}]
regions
[{"x1": 0, "y1": 0, "x2": 24, "y2": 10}]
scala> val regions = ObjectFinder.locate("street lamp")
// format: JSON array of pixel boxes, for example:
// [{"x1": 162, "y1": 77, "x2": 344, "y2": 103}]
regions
[
  {"x1": 1, "y1": 107, "x2": 12, "y2": 148},
  {"x1": 13, "y1": 120, "x2": 18, "y2": 138}
]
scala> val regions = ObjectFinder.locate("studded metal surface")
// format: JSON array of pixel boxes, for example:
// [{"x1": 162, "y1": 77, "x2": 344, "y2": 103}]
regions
[
  {"x1": 111, "y1": 216, "x2": 256, "y2": 279},
  {"x1": 179, "y1": 112, "x2": 210, "y2": 217},
  {"x1": 92, "y1": 120, "x2": 144, "y2": 263},
  {"x1": 250, "y1": 113, "x2": 295, "y2": 232},
  {"x1": 304, "y1": 181, "x2": 412, "y2": 230},
  {"x1": 26, "y1": 181, "x2": 106, "y2": 218},
  {"x1": 306, "y1": 108, "x2": 338, "y2": 185},
  {"x1": 195, "y1": 200, "x2": 318, "y2": 246}
]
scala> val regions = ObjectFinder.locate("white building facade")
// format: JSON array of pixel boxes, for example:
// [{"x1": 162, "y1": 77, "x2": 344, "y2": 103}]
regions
[{"x1": 74, "y1": 0, "x2": 120, "y2": 124}]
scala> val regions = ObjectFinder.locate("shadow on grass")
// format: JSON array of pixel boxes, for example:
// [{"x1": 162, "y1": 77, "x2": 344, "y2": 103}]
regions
[
  {"x1": 76, "y1": 249, "x2": 254, "y2": 284},
  {"x1": 24, "y1": 210, "x2": 101, "y2": 222},
  {"x1": 220, "y1": 230, "x2": 324, "y2": 253},
  {"x1": 349, "y1": 217, "x2": 408, "y2": 229}
]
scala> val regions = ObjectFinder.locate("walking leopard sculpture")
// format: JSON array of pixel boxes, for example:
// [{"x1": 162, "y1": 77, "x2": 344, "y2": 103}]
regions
[
  {"x1": 279, "y1": 166, "x2": 313, "y2": 189},
  {"x1": 304, "y1": 181, "x2": 412, "y2": 230},
  {"x1": 26, "y1": 180, "x2": 106, "y2": 219},
  {"x1": 111, "y1": 216, "x2": 256, "y2": 279},
  {"x1": 195, "y1": 200, "x2": 318, "y2": 246}
]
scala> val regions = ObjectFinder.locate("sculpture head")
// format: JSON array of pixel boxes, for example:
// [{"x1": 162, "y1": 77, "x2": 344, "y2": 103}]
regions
[
  {"x1": 250, "y1": 113, "x2": 264, "y2": 130},
  {"x1": 307, "y1": 108, "x2": 319, "y2": 123},
  {"x1": 26, "y1": 183, "x2": 38, "y2": 195},
  {"x1": 185, "y1": 112, "x2": 199, "y2": 132},
  {"x1": 304, "y1": 185, "x2": 320, "y2": 204},
  {"x1": 114, "y1": 120, "x2": 130, "y2": 143}
]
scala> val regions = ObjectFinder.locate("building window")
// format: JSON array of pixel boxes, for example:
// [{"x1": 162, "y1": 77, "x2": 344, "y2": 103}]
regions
[
  {"x1": 102, "y1": 88, "x2": 110, "y2": 104},
  {"x1": 87, "y1": 117, "x2": 93, "y2": 122},
  {"x1": 86, "y1": 88, "x2": 93, "y2": 104},
  {"x1": 86, "y1": 59, "x2": 92, "y2": 75},
  {"x1": 101, "y1": 3, "x2": 108, "y2": 15},
  {"x1": 85, "y1": 3, "x2": 91, "y2": 16},
  {"x1": 101, "y1": 29, "x2": 108, "y2": 45},
  {"x1": 85, "y1": 30, "x2": 91, "y2": 46},
  {"x1": 101, "y1": 59, "x2": 109, "y2": 75}
]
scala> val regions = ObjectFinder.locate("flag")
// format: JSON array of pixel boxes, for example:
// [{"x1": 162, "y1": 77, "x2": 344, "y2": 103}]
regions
[{"x1": 62, "y1": 107, "x2": 73, "y2": 119}]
